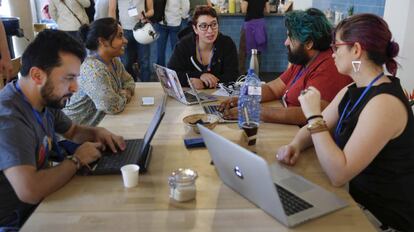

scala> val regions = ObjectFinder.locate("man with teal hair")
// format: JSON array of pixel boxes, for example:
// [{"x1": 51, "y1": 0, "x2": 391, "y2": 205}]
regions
[{"x1": 220, "y1": 8, "x2": 352, "y2": 126}]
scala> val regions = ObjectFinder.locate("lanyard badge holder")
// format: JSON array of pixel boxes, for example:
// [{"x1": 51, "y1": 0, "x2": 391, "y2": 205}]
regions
[{"x1": 128, "y1": 0, "x2": 139, "y2": 17}]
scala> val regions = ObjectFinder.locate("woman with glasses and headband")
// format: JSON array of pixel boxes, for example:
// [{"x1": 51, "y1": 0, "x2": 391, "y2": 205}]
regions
[
  {"x1": 168, "y1": 5, "x2": 239, "y2": 89},
  {"x1": 277, "y1": 14, "x2": 414, "y2": 231}
]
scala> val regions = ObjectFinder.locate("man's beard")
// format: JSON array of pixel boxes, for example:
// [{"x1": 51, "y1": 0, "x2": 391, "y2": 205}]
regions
[
  {"x1": 287, "y1": 44, "x2": 310, "y2": 66},
  {"x1": 40, "y1": 79, "x2": 72, "y2": 109}
]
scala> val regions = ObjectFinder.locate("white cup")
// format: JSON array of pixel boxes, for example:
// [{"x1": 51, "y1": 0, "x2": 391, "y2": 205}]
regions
[{"x1": 120, "y1": 164, "x2": 140, "y2": 188}]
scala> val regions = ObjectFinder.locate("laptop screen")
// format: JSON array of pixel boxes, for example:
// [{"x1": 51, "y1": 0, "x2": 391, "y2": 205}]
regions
[{"x1": 139, "y1": 95, "x2": 167, "y2": 155}]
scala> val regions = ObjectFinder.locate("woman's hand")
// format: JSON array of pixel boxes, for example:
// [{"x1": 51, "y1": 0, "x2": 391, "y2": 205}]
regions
[
  {"x1": 298, "y1": 86, "x2": 322, "y2": 118},
  {"x1": 276, "y1": 144, "x2": 301, "y2": 165},
  {"x1": 200, "y1": 73, "x2": 219, "y2": 88},
  {"x1": 189, "y1": 78, "x2": 205, "y2": 89},
  {"x1": 120, "y1": 89, "x2": 132, "y2": 103}
]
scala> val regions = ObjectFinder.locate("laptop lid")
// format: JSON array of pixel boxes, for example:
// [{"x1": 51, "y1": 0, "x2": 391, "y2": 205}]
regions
[
  {"x1": 198, "y1": 125, "x2": 348, "y2": 227},
  {"x1": 153, "y1": 64, "x2": 187, "y2": 103},
  {"x1": 139, "y1": 94, "x2": 167, "y2": 155}
]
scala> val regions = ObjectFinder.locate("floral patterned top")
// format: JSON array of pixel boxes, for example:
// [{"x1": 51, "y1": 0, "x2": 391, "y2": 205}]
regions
[{"x1": 63, "y1": 56, "x2": 135, "y2": 126}]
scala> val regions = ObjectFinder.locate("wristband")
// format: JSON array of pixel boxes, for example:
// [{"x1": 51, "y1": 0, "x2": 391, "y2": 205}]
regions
[{"x1": 306, "y1": 114, "x2": 323, "y2": 123}]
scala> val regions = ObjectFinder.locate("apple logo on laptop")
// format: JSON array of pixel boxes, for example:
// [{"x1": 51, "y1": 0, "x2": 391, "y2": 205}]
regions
[{"x1": 234, "y1": 166, "x2": 244, "y2": 179}]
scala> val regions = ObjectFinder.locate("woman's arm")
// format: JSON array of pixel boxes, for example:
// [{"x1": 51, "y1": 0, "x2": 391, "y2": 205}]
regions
[
  {"x1": 241, "y1": 1, "x2": 248, "y2": 13},
  {"x1": 108, "y1": 0, "x2": 117, "y2": 18},
  {"x1": 264, "y1": 1, "x2": 270, "y2": 14},
  {"x1": 144, "y1": 0, "x2": 154, "y2": 18}
]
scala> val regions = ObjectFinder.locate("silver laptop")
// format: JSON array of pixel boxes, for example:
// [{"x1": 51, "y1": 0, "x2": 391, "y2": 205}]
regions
[
  {"x1": 198, "y1": 125, "x2": 348, "y2": 227},
  {"x1": 186, "y1": 75, "x2": 237, "y2": 123},
  {"x1": 153, "y1": 64, "x2": 217, "y2": 105}
]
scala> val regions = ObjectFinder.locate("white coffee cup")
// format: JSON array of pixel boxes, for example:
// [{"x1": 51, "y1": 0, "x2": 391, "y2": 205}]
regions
[{"x1": 120, "y1": 164, "x2": 140, "y2": 188}]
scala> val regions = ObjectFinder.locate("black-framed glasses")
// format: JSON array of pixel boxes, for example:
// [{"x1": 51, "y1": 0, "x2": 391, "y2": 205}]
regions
[
  {"x1": 197, "y1": 22, "x2": 218, "y2": 31},
  {"x1": 330, "y1": 42, "x2": 354, "y2": 52}
]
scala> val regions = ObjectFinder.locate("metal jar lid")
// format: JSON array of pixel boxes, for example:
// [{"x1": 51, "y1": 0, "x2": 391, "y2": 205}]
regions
[{"x1": 168, "y1": 168, "x2": 198, "y2": 184}]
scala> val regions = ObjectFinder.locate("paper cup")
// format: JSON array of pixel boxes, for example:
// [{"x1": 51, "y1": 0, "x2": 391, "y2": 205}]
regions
[{"x1": 120, "y1": 164, "x2": 140, "y2": 188}]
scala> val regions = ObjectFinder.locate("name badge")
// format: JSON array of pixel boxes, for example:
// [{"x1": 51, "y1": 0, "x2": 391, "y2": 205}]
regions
[{"x1": 128, "y1": 7, "x2": 139, "y2": 17}]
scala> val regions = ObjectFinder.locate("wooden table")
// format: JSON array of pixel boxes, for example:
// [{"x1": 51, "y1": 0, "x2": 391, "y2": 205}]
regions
[{"x1": 21, "y1": 83, "x2": 375, "y2": 232}]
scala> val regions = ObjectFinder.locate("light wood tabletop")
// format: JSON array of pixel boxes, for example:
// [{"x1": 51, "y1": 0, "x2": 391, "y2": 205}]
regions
[{"x1": 20, "y1": 83, "x2": 375, "y2": 232}]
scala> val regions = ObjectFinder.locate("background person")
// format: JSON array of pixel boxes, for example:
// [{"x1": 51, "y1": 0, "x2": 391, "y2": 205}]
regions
[
  {"x1": 277, "y1": 14, "x2": 414, "y2": 231},
  {"x1": 220, "y1": 8, "x2": 352, "y2": 126},
  {"x1": 118, "y1": 0, "x2": 154, "y2": 82},
  {"x1": 49, "y1": 0, "x2": 90, "y2": 39},
  {"x1": 168, "y1": 5, "x2": 238, "y2": 89},
  {"x1": 64, "y1": 18, "x2": 135, "y2": 126}
]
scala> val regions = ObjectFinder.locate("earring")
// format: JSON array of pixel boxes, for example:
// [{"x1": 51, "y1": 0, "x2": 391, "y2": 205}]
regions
[{"x1": 352, "y1": 60, "x2": 361, "y2": 72}]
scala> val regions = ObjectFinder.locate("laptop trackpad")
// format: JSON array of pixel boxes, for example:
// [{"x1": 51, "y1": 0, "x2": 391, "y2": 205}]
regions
[{"x1": 280, "y1": 176, "x2": 314, "y2": 193}]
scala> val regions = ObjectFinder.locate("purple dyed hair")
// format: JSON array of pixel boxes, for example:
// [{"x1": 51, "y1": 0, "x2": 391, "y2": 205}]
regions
[{"x1": 334, "y1": 13, "x2": 399, "y2": 76}]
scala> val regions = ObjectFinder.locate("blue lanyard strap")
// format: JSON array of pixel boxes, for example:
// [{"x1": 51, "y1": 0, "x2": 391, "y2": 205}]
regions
[
  {"x1": 334, "y1": 72, "x2": 384, "y2": 144},
  {"x1": 14, "y1": 81, "x2": 63, "y2": 161},
  {"x1": 196, "y1": 39, "x2": 215, "y2": 72}
]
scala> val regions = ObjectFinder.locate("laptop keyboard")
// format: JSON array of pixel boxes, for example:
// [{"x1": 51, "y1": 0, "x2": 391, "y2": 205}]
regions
[
  {"x1": 94, "y1": 140, "x2": 142, "y2": 172},
  {"x1": 184, "y1": 92, "x2": 198, "y2": 102},
  {"x1": 274, "y1": 184, "x2": 314, "y2": 216},
  {"x1": 203, "y1": 105, "x2": 223, "y2": 117}
]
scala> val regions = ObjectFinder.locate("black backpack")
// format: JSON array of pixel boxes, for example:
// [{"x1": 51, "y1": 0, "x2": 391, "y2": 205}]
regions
[{"x1": 148, "y1": 0, "x2": 167, "y2": 23}]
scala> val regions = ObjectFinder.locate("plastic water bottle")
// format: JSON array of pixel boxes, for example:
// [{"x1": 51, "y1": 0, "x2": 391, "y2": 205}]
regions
[{"x1": 238, "y1": 69, "x2": 262, "y2": 128}]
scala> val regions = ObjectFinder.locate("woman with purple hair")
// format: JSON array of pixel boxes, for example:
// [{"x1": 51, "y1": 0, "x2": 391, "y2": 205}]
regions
[{"x1": 276, "y1": 14, "x2": 414, "y2": 231}]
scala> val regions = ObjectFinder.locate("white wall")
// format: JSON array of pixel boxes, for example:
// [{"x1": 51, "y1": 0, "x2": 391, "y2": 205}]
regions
[
  {"x1": 384, "y1": 0, "x2": 414, "y2": 90},
  {"x1": 292, "y1": 0, "x2": 313, "y2": 10}
]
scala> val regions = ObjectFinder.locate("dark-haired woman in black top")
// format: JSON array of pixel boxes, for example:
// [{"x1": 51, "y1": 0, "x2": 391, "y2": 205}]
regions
[{"x1": 276, "y1": 14, "x2": 414, "y2": 231}]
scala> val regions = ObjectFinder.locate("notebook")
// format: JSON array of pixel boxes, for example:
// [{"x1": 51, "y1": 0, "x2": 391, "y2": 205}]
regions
[
  {"x1": 79, "y1": 95, "x2": 167, "y2": 175},
  {"x1": 153, "y1": 63, "x2": 217, "y2": 105},
  {"x1": 198, "y1": 124, "x2": 348, "y2": 227}
]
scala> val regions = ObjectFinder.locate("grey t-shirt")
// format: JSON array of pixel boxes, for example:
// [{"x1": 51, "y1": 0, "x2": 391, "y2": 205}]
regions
[{"x1": 0, "y1": 81, "x2": 72, "y2": 226}]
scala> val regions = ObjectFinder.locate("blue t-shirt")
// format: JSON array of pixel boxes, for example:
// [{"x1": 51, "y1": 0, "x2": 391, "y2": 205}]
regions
[{"x1": 0, "y1": 81, "x2": 72, "y2": 227}]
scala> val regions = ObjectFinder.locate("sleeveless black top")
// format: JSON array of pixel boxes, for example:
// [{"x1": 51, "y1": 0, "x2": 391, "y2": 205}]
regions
[{"x1": 336, "y1": 76, "x2": 414, "y2": 231}]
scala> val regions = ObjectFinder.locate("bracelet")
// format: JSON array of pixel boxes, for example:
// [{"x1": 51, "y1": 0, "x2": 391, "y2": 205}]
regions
[
  {"x1": 306, "y1": 114, "x2": 323, "y2": 123},
  {"x1": 68, "y1": 155, "x2": 81, "y2": 170},
  {"x1": 307, "y1": 119, "x2": 329, "y2": 134}
]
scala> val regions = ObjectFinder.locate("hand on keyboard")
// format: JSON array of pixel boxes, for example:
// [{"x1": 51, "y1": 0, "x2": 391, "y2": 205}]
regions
[
  {"x1": 74, "y1": 142, "x2": 104, "y2": 165},
  {"x1": 218, "y1": 97, "x2": 238, "y2": 112}
]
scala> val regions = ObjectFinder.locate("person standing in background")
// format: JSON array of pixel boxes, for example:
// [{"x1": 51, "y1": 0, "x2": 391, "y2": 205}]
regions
[
  {"x1": 118, "y1": 0, "x2": 154, "y2": 82},
  {"x1": 156, "y1": 0, "x2": 189, "y2": 66},
  {"x1": 0, "y1": 19, "x2": 13, "y2": 83},
  {"x1": 94, "y1": 0, "x2": 117, "y2": 20},
  {"x1": 239, "y1": 0, "x2": 270, "y2": 74},
  {"x1": 49, "y1": 0, "x2": 90, "y2": 39}
]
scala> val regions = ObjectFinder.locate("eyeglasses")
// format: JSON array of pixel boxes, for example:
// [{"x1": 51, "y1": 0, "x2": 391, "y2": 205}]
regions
[
  {"x1": 197, "y1": 22, "x2": 218, "y2": 31},
  {"x1": 330, "y1": 42, "x2": 354, "y2": 52}
]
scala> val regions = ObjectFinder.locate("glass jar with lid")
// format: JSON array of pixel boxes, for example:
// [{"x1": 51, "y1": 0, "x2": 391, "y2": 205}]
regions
[{"x1": 168, "y1": 168, "x2": 198, "y2": 202}]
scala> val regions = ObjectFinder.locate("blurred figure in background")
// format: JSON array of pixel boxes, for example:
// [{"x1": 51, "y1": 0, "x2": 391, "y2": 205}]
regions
[
  {"x1": 118, "y1": 0, "x2": 154, "y2": 82},
  {"x1": 156, "y1": 0, "x2": 189, "y2": 66},
  {"x1": 49, "y1": 0, "x2": 90, "y2": 39}
]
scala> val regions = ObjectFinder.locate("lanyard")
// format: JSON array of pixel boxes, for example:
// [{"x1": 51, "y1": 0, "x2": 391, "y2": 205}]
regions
[
  {"x1": 94, "y1": 54, "x2": 121, "y2": 89},
  {"x1": 334, "y1": 72, "x2": 384, "y2": 144},
  {"x1": 14, "y1": 81, "x2": 63, "y2": 162},
  {"x1": 281, "y1": 67, "x2": 306, "y2": 107},
  {"x1": 196, "y1": 39, "x2": 215, "y2": 72}
]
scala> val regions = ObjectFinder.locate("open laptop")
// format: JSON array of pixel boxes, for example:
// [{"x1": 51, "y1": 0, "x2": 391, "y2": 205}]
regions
[
  {"x1": 198, "y1": 125, "x2": 348, "y2": 227},
  {"x1": 153, "y1": 63, "x2": 217, "y2": 105},
  {"x1": 80, "y1": 95, "x2": 167, "y2": 175},
  {"x1": 186, "y1": 75, "x2": 237, "y2": 123}
]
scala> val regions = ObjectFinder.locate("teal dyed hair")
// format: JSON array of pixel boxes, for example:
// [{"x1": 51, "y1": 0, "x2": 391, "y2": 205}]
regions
[{"x1": 285, "y1": 8, "x2": 333, "y2": 51}]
